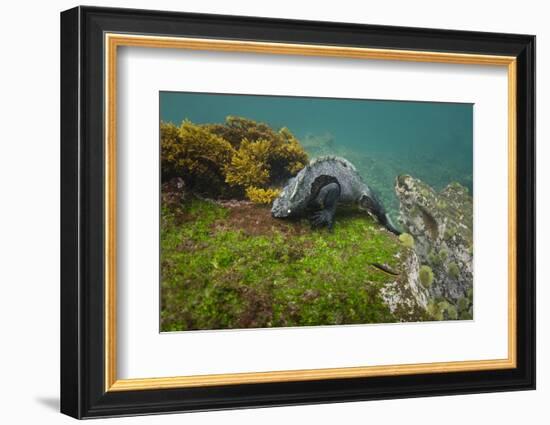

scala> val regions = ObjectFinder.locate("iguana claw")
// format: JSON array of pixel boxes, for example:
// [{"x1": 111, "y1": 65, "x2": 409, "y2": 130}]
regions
[{"x1": 309, "y1": 210, "x2": 334, "y2": 231}]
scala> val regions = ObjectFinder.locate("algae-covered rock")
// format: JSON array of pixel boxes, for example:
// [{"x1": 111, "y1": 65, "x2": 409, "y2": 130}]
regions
[
  {"x1": 395, "y1": 175, "x2": 473, "y2": 304},
  {"x1": 399, "y1": 232, "x2": 415, "y2": 248},
  {"x1": 160, "y1": 199, "x2": 430, "y2": 331},
  {"x1": 419, "y1": 265, "x2": 434, "y2": 288},
  {"x1": 378, "y1": 245, "x2": 430, "y2": 322}
]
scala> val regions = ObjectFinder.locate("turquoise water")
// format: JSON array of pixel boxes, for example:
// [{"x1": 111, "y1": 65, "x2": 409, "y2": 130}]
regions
[{"x1": 160, "y1": 91, "x2": 473, "y2": 221}]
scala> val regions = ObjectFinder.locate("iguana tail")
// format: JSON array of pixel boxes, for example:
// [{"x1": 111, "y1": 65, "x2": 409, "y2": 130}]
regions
[{"x1": 381, "y1": 213, "x2": 401, "y2": 236}]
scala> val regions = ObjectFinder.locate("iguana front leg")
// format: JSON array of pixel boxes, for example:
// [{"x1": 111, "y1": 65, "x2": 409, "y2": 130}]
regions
[{"x1": 309, "y1": 182, "x2": 341, "y2": 231}]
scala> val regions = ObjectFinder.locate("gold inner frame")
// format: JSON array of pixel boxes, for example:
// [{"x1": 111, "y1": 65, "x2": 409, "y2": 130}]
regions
[{"x1": 104, "y1": 33, "x2": 517, "y2": 392}]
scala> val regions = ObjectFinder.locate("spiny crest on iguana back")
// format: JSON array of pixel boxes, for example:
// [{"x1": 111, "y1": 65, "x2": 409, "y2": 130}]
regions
[
  {"x1": 288, "y1": 156, "x2": 357, "y2": 198},
  {"x1": 309, "y1": 155, "x2": 357, "y2": 171}
]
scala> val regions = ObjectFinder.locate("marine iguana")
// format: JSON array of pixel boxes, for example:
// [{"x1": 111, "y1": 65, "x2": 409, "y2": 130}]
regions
[{"x1": 271, "y1": 156, "x2": 400, "y2": 234}]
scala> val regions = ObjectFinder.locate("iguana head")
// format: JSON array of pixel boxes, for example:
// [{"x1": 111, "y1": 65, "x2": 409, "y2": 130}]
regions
[{"x1": 271, "y1": 176, "x2": 306, "y2": 218}]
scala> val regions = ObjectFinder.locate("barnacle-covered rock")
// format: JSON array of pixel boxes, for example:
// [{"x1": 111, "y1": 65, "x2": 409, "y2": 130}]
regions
[
  {"x1": 378, "y1": 245, "x2": 430, "y2": 322},
  {"x1": 395, "y1": 175, "x2": 473, "y2": 310}
]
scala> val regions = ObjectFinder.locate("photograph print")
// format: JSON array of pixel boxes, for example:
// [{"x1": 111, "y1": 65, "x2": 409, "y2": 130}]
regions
[{"x1": 159, "y1": 92, "x2": 474, "y2": 332}]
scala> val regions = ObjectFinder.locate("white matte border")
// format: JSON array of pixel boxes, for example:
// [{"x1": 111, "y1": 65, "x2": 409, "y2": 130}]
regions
[{"x1": 117, "y1": 46, "x2": 509, "y2": 379}]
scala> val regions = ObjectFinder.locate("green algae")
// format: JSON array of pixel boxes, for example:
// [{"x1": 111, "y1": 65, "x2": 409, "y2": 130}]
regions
[
  {"x1": 160, "y1": 199, "x2": 406, "y2": 331},
  {"x1": 419, "y1": 265, "x2": 434, "y2": 288}
]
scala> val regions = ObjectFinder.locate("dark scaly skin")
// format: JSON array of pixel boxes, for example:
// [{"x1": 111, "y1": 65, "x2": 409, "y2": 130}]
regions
[
  {"x1": 308, "y1": 180, "x2": 401, "y2": 235},
  {"x1": 308, "y1": 182, "x2": 340, "y2": 231},
  {"x1": 271, "y1": 157, "x2": 401, "y2": 235}
]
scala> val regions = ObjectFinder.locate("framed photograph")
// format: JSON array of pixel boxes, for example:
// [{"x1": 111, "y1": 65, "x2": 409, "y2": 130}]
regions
[{"x1": 60, "y1": 6, "x2": 535, "y2": 419}]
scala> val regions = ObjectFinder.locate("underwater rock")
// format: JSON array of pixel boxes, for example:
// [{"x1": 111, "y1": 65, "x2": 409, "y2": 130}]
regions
[
  {"x1": 161, "y1": 196, "x2": 431, "y2": 330},
  {"x1": 378, "y1": 247, "x2": 430, "y2": 321},
  {"x1": 161, "y1": 177, "x2": 187, "y2": 207},
  {"x1": 395, "y1": 175, "x2": 473, "y2": 304}
]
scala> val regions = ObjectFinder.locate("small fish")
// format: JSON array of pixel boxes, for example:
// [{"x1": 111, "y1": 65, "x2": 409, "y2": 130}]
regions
[{"x1": 370, "y1": 262, "x2": 400, "y2": 276}]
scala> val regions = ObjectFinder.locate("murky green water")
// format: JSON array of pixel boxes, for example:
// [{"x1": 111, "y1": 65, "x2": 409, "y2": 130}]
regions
[{"x1": 160, "y1": 92, "x2": 473, "y2": 221}]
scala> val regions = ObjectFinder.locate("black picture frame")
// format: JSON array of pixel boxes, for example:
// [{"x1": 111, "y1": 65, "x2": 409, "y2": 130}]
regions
[{"x1": 61, "y1": 5, "x2": 535, "y2": 419}]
